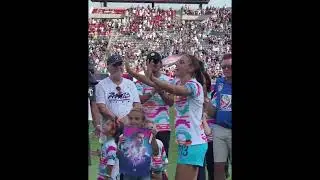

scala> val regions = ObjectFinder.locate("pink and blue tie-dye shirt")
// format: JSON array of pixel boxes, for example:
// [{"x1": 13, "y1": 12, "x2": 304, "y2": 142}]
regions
[
  {"x1": 172, "y1": 78, "x2": 207, "y2": 146},
  {"x1": 98, "y1": 138, "x2": 119, "y2": 180},
  {"x1": 136, "y1": 74, "x2": 171, "y2": 132}
]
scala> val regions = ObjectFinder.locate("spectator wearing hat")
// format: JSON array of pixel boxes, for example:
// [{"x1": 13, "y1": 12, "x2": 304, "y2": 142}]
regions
[
  {"x1": 125, "y1": 51, "x2": 173, "y2": 158},
  {"x1": 95, "y1": 54, "x2": 141, "y2": 143}
]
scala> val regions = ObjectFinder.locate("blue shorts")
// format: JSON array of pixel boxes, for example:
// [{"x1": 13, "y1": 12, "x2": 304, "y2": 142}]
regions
[{"x1": 177, "y1": 143, "x2": 208, "y2": 166}]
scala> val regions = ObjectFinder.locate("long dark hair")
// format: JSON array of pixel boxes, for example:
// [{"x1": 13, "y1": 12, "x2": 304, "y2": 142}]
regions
[{"x1": 182, "y1": 54, "x2": 205, "y2": 87}]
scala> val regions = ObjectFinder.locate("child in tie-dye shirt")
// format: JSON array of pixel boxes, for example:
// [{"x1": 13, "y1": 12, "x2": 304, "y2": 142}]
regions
[
  {"x1": 98, "y1": 119, "x2": 120, "y2": 180},
  {"x1": 145, "y1": 120, "x2": 169, "y2": 180}
]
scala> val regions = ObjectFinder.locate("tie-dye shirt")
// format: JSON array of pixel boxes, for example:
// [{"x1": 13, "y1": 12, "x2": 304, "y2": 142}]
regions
[
  {"x1": 151, "y1": 139, "x2": 169, "y2": 172},
  {"x1": 98, "y1": 138, "x2": 120, "y2": 180},
  {"x1": 136, "y1": 74, "x2": 171, "y2": 132},
  {"x1": 172, "y1": 78, "x2": 207, "y2": 146}
]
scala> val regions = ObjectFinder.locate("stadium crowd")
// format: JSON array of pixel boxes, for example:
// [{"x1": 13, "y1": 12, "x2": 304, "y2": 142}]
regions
[{"x1": 89, "y1": 5, "x2": 231, "y2": 80}]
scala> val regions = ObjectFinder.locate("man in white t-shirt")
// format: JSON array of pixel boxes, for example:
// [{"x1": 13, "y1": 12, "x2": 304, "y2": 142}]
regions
[{"x1": 96, "y1": 54, "x2": 141, "y2": 142}]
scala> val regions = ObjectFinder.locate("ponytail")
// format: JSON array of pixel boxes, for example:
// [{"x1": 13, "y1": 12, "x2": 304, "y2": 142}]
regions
[
  {"x1": 195, "y1": 59, "x2": 205, "y2": 86},
  {"x1": 195, "y1": 69, "x2": 205, "y2": 87},
  {"x1": 182, "y1": 54, "x2": 207, "y2": 97}
]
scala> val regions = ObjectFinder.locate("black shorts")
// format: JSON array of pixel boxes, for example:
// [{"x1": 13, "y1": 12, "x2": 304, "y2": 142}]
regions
[{"x1": 155, "y1": 131, "x2": 171, "y2": 158}]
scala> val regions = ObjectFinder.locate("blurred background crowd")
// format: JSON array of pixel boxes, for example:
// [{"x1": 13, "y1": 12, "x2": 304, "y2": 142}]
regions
[{"x1": 89, "y1": 5, "x2": 231, "y2": 83}]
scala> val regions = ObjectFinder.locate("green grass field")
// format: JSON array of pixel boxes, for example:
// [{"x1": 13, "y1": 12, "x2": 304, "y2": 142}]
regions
[{"x1": 89, "y1": 108, "x2": 231, "y2": 180}]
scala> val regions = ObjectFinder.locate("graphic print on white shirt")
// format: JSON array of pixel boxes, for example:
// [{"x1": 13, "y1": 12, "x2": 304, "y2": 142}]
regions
[{"x1": 95, "y1": 77, "x2": 140, "y2": 118}]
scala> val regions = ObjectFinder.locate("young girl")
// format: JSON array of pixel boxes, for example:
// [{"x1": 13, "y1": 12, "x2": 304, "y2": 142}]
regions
[
  {"x1": 145, "y1": 120, "x2": 169, "y2": 180},
  {"x1": 118, "y1": 107, "x2": 159, "y2": 180},
  {"x1": 98, "y1": 119, "x2": 120, "y2": 180}
]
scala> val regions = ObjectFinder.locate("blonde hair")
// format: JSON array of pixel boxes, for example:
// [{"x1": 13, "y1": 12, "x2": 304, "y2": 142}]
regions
[{"x1": 129, "y1": 106, "x2": 146, "y2": 121}]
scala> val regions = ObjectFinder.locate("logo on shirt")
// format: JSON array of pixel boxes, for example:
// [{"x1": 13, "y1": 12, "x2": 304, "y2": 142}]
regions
[
  {"x1": 108, "y1": 92, "x2": 131, "y2": 102},
  {"x1": 220, "y1": 94, "x2": 232, "y2": 111}
]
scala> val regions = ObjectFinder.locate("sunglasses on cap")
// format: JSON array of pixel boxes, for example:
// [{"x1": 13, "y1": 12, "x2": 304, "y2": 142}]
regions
[
  {"x1": 112, "y1": 61, "x2": 123, "y2": 67},
  {"x1": 222, "y1": 64, "x2": 232, "y2": 70},
  {"x1": 116, "y1": 86, "x2": 121, "y2": 94}
]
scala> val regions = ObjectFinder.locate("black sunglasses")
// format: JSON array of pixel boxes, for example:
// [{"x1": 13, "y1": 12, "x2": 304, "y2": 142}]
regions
[
  {"x1": 222, "y1": 64, "x2": 232, "y2": 70},
  {"x1": 112, "y1": 62, "x2": 123, "y2": 67},
  {"x1": 116, "y1": 86, "x2": 121, "y2": 94}
]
